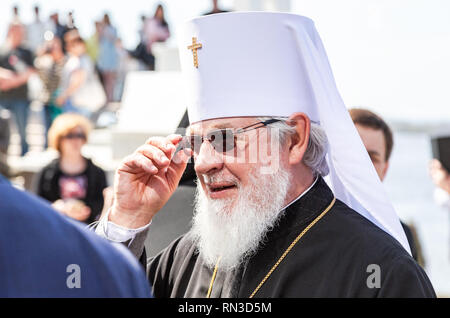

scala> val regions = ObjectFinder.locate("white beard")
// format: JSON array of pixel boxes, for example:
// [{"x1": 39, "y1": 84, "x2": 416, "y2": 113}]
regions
[{"x1": 190, "y1": 166, "x2": 291, "y2": 271}]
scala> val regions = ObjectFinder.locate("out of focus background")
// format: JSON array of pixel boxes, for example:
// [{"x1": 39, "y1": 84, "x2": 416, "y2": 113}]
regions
[{"x1": 0, "y1": 0, "x2": 449, "y2": 296}]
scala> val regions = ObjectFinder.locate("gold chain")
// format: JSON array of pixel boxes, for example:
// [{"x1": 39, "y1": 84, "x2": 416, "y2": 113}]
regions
[
  {"x1": 206, "y1": 257, "x2": 221, "y2": 298},
  {"x1": 249, "y1": 197, "x2": 336, "y2": 297},
  {"x1": 206, "y1": 197, "x2": 336, "y2": 298}
]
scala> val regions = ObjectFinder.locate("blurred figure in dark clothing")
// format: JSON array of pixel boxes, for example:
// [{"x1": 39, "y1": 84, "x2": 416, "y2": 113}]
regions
[
  {"x1": 49, "y1": 13, "x2": 68, "y2": 50},
  {"x1": 0, "y1": 24, "x2": 35, "y2": 156},
  {"x1": 132, "y1": 4, "x2": 170, "y2": 70},
  {"x1": 0, "y1": 108, "x2": 11, "y2": 177}
]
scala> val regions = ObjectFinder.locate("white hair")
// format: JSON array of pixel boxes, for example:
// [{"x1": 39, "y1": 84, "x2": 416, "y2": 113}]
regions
[
  {"x1": 191, "y1": 164, "x2": 291, "y2": 271},
  {"x1": 259, "y1": 117, "x2": 329, "y2": 177}
]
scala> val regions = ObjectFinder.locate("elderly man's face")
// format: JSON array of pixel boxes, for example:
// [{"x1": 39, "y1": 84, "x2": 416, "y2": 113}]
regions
[
  {"x1": 188, "y1": 114, "x2": 312, "y2": 269},
  {"x1": 189, "y1": 117, "x2": 287, "y2": 202},
  {"x1": 189, "y1": 116, "x2": 293, "y2": 269}
]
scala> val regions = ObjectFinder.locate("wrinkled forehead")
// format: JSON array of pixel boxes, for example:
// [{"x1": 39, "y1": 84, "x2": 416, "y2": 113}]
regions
[{"x1": 188, "y1": 117, "x2": 261, "y2": 135}]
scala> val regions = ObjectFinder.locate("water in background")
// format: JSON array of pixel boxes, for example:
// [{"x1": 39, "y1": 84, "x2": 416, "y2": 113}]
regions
[{"x1": 384, "y1": 130, "x2": 450, "y2": 296}]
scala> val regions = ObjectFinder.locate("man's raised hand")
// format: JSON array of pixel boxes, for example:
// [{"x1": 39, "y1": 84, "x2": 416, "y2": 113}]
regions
[{"x1": 109, "y1": 134, "x2": 192, "y2": 228}]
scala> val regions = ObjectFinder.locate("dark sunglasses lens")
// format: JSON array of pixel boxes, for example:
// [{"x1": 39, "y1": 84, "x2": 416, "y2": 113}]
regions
[{"x1": 65, "y1": 133, "x2": 86, "y2": 140}]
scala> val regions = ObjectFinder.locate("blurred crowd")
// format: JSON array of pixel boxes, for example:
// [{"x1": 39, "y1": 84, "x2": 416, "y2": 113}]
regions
[
  {"x1": 0, "y1": 3, "x2": 171, "y2": 157},
  {"x1": 0, "y1": 1, "x2": 229, "y2": 225},
  {"x1": 0, "y1": 3, "x2": 174, "y2": 224}
]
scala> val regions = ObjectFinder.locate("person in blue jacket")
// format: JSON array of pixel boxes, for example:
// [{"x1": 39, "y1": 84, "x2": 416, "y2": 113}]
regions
[{"x1": 0, "y1": 175, "x2": 151, "y2": 297}]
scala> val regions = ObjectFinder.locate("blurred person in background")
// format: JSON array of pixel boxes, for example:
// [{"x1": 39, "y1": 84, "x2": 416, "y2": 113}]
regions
[
  {"x1": 86, "y1": 21, "x2": 101, "y2": 64},
  {"x1": 429, "y1": 159, "x2": 450, "y2": 210},
  {"x1": 138, "y1": 15, "x2": 147, "y2": 45},
  {"x1": 35, "y1": 36, "x2": 67, "y2": 148},
  {"x1": 113, "y1": 38, "x2": 129, "y2": 102},
  {"x1": 0, "y1": 23, "x2": 35, "y2": 156},
  {"x1": 56, "y1": 30, "x2": 105, "y2": 118},
  {"x1": 48, "y1": 13, "x2": 68, "y2": 50},
  {"x1": 429, "y1": 159, "x2": 450, "y2": 261},
  {"x1": 203, "y1": 0, "x2": 230, "y2": 15},
  {"x1": 134, "y1": 3, "x2": 170, "y2": 70},
  {"x1": 349, "y1": 108, "x2": 425, "y2": 266},
  {"x1": 0, "y1": 108, "x2": 11, "y2": 177},
  {"x1": 35, "y1": 113, "x2": 107, "y2": 224},
  {"x1": 144, "y1": 4, "x2": 170, "y2": 54},
  {"x1": 10, "y1": 5, "x2": 22, "y2": 27},
  {"x1": 66, "y1": 11, "x2": 76, "y2": 30},
  {"x1": 26, "y1": 5, "x2": 46, "y2": 54},
  {"x1": 97, "y1": 13, "x2": 119, "y2": 103},
  {"x1": 129, "y1": 15, "x2": 149, "y2": 69}
]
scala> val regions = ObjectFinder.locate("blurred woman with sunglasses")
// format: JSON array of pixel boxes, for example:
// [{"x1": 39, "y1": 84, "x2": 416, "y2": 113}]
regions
[{"x1": 35, "y1": 113, "x2": 107, "y2": 224}]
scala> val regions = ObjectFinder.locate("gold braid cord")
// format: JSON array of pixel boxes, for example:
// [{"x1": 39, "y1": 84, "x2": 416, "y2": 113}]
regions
[
  {"x1": 206, "y1": 257, "x2": 221, "y2": 298},
  {"x1": 249, "y1": 197, "x2": 336, "y2": 298}
]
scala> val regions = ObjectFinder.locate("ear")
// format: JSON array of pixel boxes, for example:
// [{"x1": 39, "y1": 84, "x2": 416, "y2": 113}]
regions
[{"x1": 287, "y1": 112, "x2": 310, "y2": 165}]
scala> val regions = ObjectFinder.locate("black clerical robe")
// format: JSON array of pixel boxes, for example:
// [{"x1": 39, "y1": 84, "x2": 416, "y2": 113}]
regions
[{"x1": 143, "y1": 177, "x2": 435, "y2": 298}]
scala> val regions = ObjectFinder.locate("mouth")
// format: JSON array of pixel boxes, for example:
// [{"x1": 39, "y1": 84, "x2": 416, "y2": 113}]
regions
[{"x1": 206, "y1": 182, "x2": 238, "y2": 198}]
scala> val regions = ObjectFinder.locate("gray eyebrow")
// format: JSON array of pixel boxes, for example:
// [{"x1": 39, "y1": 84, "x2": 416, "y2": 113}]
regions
[
  {"x1": 210, "y1": 122, "x2": 234, "y2": 129},
  {"x1": 188, "y1": 122, "x2": 235, "y2": 136}
]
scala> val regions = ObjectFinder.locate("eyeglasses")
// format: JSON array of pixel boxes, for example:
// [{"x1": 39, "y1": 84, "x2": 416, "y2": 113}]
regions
[
  {"x1": 63, "y1": 132, "x2": 86, "y2": 140},
  {"x1": 178, "y1": 118, "x2": 285, "y2": 154}
]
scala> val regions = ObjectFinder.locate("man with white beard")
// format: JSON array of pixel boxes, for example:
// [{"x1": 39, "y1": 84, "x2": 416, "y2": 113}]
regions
[
  {"x1": 95, "y1": 12, "x2": 435, "y2": 297},
  {"x1": 192, "y1": 153, "x2": 291, "y2": 271}
]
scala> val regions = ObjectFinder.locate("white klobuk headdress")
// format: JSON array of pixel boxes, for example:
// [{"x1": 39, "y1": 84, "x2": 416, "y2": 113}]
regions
[{"x1": 178, "y1": 12, "x2": 410, "y2": 254}]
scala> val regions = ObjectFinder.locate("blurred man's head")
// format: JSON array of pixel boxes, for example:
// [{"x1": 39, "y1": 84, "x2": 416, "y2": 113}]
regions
[
  {"x1": 188, "y1": 113, "x2": 329, "y2": 269},
  {"x1": 34, "y1": 6, "x2": 40, "y2": 19},
  {"x1": 50, "y1": 13, "x2": 59, "y2": 23},
  {"x1": 103, "y1": 13, "x2": 111, "y2": 26},
  {"x1": 349, "y1": 108, "x2": 393, "y2": 181}
]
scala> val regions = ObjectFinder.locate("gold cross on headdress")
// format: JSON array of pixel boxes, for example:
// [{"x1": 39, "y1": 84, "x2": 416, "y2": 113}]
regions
[{"x1": 187, "y1": 37, "x2": 202, "y2": 68}]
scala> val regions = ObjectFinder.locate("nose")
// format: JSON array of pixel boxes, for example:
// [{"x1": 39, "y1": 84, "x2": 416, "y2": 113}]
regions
[{"x1": 194, "y1": 140, "x2": 224, "y2": 176}]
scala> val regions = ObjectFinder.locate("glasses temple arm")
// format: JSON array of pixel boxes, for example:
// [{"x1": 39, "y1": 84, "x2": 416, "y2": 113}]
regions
[{"x1": 236, "y1": 119, "x2": 283, "y2": 133}]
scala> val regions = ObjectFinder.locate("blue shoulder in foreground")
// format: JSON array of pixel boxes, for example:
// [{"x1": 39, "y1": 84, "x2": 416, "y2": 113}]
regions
[{"x1": 0, "y1": 181, "x2": 152, "y2": 297}]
